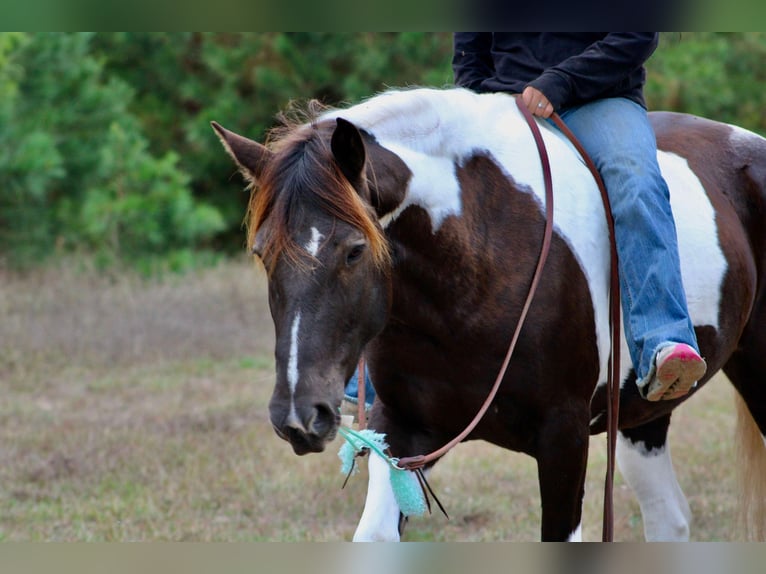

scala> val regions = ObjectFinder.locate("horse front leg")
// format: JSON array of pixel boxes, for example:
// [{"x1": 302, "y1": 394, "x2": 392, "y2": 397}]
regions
[
  {"x1": 536, "y1": 406, "x2": 590, "y2": 541},
  {"x1": 353, "y1": 453, "x2": 403, "y2": 541},
  {"x1": 352, "y1": 404, "x2": 432, "y2": 542},
  {"x1": 617, "y1": 415, "x2": 691, "y2": 541}
]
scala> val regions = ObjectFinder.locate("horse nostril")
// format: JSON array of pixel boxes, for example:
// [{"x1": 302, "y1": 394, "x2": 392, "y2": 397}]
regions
[{"x1": 310, "y1": 403, "x2": 339, "y2": 437}]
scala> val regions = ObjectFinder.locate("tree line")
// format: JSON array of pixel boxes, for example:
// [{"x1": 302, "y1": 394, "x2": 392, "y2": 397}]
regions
[{"x1": 1, "y1": 32, "x2": 763, "y2": 272}]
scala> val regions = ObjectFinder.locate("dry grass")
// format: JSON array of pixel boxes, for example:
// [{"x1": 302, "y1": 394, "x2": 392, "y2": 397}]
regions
[
  {"x1": 0, "y1": 257, "x2": 272, "y2": 379},
  {"x1": 0, "y1": 258, "x2": 746, "y2": 541}
]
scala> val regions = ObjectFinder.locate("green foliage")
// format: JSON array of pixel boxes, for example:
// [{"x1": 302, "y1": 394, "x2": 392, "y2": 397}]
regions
[
  {"x1": 0, "y1": 32, "x2": 224, "y2": 270},
  {"x1": 89, "y1": 33, "x2": 454, "y2": 255},
  {"x1": 79, "y1": 121, "x2": 224, "y2": 270},
  {"x1": 646, "y1": 32, "x2": 766, "y2": 133},
  {"x1": 1, "y1": 32, "x2": 765, "y2": 272}
]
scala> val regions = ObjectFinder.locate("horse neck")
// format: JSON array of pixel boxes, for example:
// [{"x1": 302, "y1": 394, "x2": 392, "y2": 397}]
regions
[{"x1": 380, "y1": 152, "x2": 548, "y2": 332}]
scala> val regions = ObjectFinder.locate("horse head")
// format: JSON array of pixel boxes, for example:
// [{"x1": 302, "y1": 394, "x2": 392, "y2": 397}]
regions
[{"x1": 212, "y1": 117, "x2": 393, "y2": 455}]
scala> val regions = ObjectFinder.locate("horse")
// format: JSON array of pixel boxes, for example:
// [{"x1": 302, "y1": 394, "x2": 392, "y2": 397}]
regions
[{"x1": 212, "y1": 87, "x2": 766, "y2": 541}]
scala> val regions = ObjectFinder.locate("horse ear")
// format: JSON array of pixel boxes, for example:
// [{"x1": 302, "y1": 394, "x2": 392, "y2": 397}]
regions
[
  {"x1": 211, "y1": 121, "x2": 273, "y2": 183},
  {"x1": 331, "y1": 117, "x2": 366, "y2": 185}
]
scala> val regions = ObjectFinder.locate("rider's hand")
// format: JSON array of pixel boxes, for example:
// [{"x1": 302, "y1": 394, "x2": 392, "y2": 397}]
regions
[{"x1": 522, "y1": 86, "x2": 554, "y2": 118}]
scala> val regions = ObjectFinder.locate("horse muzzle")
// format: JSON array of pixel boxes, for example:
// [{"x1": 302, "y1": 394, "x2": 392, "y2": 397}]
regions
[{"x1": 270, "y1": 400, "x2": 339, "y2": 455}]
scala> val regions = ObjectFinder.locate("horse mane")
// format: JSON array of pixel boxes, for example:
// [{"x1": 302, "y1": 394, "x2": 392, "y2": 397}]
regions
[{"x1": 246, "y1": 100, "x2": 390, "y2": 272}]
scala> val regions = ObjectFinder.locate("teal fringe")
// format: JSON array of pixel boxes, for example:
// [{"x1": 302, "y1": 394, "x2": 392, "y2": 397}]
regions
[
  {"x1": 390, "y1": 467, "x2": 428, "y2": 516},
  {"x1": 337, "y1": 426, "x2": 428, "y2": 517},
  {"x1": 337, "y1": 428, "x2": 389, "y2": 476}
]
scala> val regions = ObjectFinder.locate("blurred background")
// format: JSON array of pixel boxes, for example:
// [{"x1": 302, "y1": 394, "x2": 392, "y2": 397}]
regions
[
  {"x1": 0, "y1": 32, "x2": 762, "y2": 541},
  {"x1": 1, "y1": 32, "x2": 764, "y2": 273}
]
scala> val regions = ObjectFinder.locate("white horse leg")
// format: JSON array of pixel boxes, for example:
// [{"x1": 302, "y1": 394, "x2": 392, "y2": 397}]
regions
[
  {"x1": 567, "y1": 522, "x2": 583, "y2": 542},
  {"x1": 616, "y1": 431, "x2": 692, "y2": 541},
  {"x1": 352, "y1": 454, "x2": 401, "y2": 541}
]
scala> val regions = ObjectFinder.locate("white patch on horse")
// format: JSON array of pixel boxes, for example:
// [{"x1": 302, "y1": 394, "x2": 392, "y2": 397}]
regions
[
  {"x1": 305, "y1": 226, "x2": 324, "y2": 256},
  {"x1": 377, "y1": 148, "x2": 461, "y2": 231},
  {"x1": 353, "y1": 454, "x2": 401, "y2": 541},
  {"x1": 323, "y1": 89, "x2": 474, "y2": 232},
  {"x1": 567, "y1": 523, "x2": 583, "y2": 542},
  {"x1": 616, "y1": 432, "x2": 691, "y2": 541},
  {"x1": 287, "y1": 311, "x2": 301, "y2": 395},
  {"x1": 660, "y1": 151, "x2": 726, "y2": 329}
]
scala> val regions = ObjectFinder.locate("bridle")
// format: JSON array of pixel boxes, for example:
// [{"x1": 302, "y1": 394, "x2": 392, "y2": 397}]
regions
[{"x1": 356, "y1": 96, "x2": 622, "y2": 541}]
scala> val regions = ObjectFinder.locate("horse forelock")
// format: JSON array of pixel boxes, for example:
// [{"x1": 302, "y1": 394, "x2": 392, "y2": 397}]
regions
[{"x1": 246, "y1": 119, "x2": 390, "y2": 273}]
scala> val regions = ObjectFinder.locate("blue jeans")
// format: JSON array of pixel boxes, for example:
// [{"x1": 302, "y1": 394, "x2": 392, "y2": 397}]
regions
[
  {"x1": 344, "y1": 362, "x2": 376, "y2": 407},
  {"x1": 555, "y1": 97, "x2": 699, "y2": 385}
]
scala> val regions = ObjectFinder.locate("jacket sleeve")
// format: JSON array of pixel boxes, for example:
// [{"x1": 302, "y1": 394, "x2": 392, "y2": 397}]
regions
[
  {"x1": 452, "y1": 33, "x2": 494, "y2": 91},
  {"x1": 528, "y1": 33, "x2": 659, "y2": 110}
]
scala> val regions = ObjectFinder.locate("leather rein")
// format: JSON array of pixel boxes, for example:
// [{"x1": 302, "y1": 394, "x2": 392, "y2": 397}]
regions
[{"x1": 356, "y1": 96, "x2": 622, "y2": 542}]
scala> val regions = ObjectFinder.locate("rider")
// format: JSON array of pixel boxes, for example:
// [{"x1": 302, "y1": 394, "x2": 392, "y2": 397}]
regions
[{"x1": 452, "y1": 32, "x2": 706, "y2": 401}]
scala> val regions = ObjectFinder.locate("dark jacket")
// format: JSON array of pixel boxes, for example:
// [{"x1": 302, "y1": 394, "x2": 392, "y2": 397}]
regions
[{"x1": 452, "y1": 33, "x2": 658, "y2": 111}]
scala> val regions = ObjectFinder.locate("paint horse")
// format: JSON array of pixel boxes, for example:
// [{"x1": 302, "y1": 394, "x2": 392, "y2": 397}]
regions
[{"x1": 213, "y1": 88, "x2": 766, "y2": 541}]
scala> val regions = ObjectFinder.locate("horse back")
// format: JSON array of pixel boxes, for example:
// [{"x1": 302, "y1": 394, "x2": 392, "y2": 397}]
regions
[
  {"x1": 651, "y1": 111, "x2": 766, "y2": 282},
  {"x1": 589, "y1": 112, "x2": 766, "y2": 432},
  {"x1": 659, "y1": 111, "x2": 766, "y2": 365}
]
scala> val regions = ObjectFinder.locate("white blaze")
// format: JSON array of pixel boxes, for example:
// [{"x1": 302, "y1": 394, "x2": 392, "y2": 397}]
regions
[
  {"x1": 288, "y1": 311, "x2": 301, "y2": 395},
  {"x1": 306, "y1": 226, "x2": 324, "y2": 256},
  {"x1": 284, "y1": 311, "x2": 303, "y2": 424}
]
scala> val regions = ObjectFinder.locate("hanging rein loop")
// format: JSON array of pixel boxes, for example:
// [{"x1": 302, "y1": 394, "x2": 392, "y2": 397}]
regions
[
  {"x1": 548, "y1": 112, "x2": 622, "y2": 543},
  {"x1": 395, "y1": 96, "x2": 555, "y2": 470},
  {"x1": 356, "y1": 96, "x2": 621, "y2": 542},
  {"x1": 356, "y1": 358, "x2": 367, "y2": 431}
]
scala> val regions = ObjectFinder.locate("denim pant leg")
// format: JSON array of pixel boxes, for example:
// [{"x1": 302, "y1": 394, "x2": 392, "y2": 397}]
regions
[
  {"x1": 344, "y1": 363, "x2": 376, "y2": 407},
  {"x1": 557, "y1": 98, "x2": 699, "y2": 384}
]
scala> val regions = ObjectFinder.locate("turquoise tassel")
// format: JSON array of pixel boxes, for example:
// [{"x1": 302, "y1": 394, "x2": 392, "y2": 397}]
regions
[
  {"x1": 390, "y1": 467, "x2": 428, "y2": 516},
  {"x1": 337, "y1": 428, "x2": 389, "y2": 476},
  {"x1": 337, "y1": 426, "x2": 428, "y2": 517},
  {"x1": 338, "y1": 440, "x2": 360, "y2": 477}
]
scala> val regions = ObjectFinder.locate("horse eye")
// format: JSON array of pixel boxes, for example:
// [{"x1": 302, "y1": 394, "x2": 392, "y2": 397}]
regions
[{"x1": 346, "y1": 244, "x2": 366, "y2": 265}]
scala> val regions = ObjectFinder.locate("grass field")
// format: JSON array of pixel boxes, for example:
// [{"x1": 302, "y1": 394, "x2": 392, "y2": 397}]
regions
[{"x1": 0, "y1": 258, "x2": 745, "y2": 541}]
